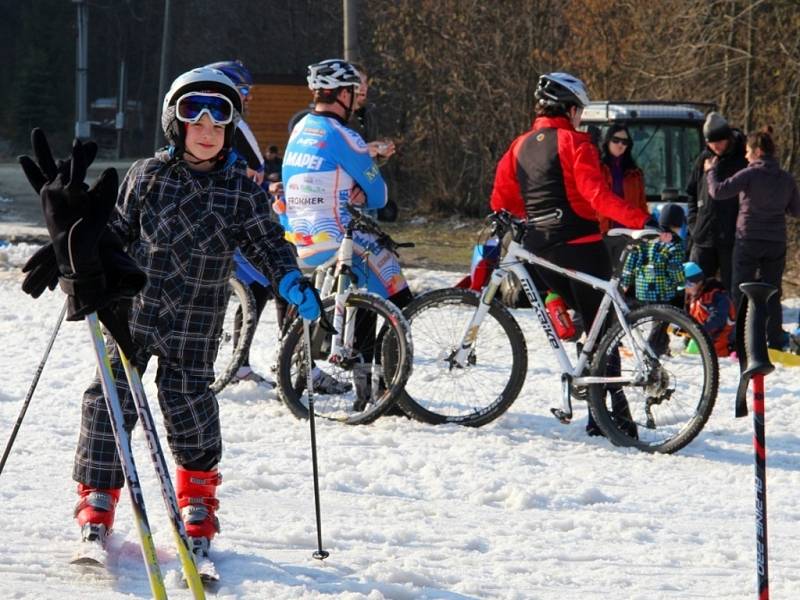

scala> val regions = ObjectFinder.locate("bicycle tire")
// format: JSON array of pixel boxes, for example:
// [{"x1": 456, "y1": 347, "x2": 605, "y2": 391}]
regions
[
  {"x1": 276, "y1": 291, "x2": 413, "y2": 425},
  {"x1": 391, "y1": 288, "x2": 527, "y2": 427},
  {"x1": 211, "y1": 276, "x2": 257, "y2": 393},
  {"x1": 588, "y1": 304, "x2": 719, "y2": 453}
]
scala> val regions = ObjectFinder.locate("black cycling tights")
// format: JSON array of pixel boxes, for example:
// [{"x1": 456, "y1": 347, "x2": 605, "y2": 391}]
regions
[
  {"x1": 354, "y1": 287, "x2": 414, "y2": 363},
  {"x1": 526, "y1": 238, "x2": 611, "y2": 330},
  {"x1": 235, "y1": 281, "x2": 275, "y2": 367}
]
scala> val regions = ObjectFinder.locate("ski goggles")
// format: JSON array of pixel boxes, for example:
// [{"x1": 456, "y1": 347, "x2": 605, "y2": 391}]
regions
[{"x1": 175, "y1": 92, "x2": 235, "y2": 125}]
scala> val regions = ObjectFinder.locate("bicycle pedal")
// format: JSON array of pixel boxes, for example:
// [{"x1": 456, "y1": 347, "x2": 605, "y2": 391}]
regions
[{"x1": 550, "y1": 408, "x2": 572, "y2": 424}]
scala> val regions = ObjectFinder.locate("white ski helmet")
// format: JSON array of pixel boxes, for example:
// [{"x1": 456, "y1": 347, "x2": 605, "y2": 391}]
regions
[
  {"x1": 161, "y1": 67, "x2": 242, "y2": 153},
  {"x1": 306, "y1": 59, "x2": 361, "y2": 90},
  {"x1": 535, "y1": 72, "x2": 591, "y2": 109}
]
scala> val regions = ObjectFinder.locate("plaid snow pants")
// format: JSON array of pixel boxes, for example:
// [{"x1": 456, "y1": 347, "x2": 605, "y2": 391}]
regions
[{"x1": 73, "y1": 337, "x2": 221, "y2": 489}]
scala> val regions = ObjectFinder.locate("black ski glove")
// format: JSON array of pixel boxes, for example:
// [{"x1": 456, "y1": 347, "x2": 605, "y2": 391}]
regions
[
  {"x1": 21, "y1": 230, "x2": 146, "y2": 302},
  {"x1": 20, "y1": 135, "x2": 97, "y2": 298},
  {"x1": 19, "y1": 129, "x2": 120, "y2": 320}
]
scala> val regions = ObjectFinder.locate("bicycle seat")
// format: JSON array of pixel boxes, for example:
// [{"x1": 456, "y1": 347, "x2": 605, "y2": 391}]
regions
[{"x1": 606, "y1": 227, "x2": 661, "y2": 240}]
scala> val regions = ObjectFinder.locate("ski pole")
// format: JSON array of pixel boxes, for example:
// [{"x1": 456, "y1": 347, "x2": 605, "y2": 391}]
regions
[
  {"x1": 303, "y1": 316, "x2": 329, "y2": 560},
  {"x1": 118, "y1": 349, "x2": 205, "y2": 599},
  {"x1": 85, "y1": 313, "x2": 167, "y2": 600},
  {"x1": 736, "y1": 282, "x2": 777, "y2": 600},
  {"x1": 0, "y1": 299, "x2": 67, "y2": 477}
]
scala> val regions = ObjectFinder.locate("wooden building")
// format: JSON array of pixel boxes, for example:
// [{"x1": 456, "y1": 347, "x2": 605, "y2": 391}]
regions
[{"x1": 246, "y1": 75, "x2": 311, "y2": 154}]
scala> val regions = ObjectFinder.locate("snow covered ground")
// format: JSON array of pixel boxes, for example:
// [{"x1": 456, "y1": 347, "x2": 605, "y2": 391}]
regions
[{"x1": 1, "y1": 242, "x2": 799, "y2": 599}]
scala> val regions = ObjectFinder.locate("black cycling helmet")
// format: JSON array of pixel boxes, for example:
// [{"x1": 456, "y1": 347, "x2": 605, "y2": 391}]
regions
[
  {"x1": 535, "y1": 72, "x2": 591, "y2": 109},
  {"x1": 161, "y1": 67, "x2": 242, "y2": 157}
]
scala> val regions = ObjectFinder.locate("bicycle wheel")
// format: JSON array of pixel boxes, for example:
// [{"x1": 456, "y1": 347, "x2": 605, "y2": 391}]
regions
[
  {"x1": 276, "y1": 291, "x2": 413, "y2": 425},
  {"x1": 391, "y1": 288, "x2": 527, "y2": 427},
  {"x1": 211, "y1": 276, "x2": 256, "y2": 393},
  {"x1": 588, "y1": 304, "x2": 719, "y2": 453}
]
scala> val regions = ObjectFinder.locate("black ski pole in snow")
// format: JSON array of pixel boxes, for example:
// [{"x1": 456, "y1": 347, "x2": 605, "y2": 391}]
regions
[
  {"x1": 735, "y1": 282, "x2": 777, "y2": 600},
  {"x1": 303, "y1": 315, "x2": 330, "y2": 561},
  {"x1": 0, "y1": 299, "x2": 67, "y2": 477}
]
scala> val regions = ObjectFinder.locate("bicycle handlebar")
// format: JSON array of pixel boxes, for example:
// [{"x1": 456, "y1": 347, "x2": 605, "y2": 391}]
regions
[{"x1": 344, "y1": 204, "x2": 415, "y2": 256}]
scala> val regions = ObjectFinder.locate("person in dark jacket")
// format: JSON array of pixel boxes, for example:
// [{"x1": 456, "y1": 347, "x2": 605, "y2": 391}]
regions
[
  {"x1": 686, "y1": 111, "x2": 747, "y2": 291},
  {"x1": 490, "y1": 72, "x2": 655, "y2": 439},
  {"x1": 705, "y1": 126, "x2": 800, "y2": 348}
]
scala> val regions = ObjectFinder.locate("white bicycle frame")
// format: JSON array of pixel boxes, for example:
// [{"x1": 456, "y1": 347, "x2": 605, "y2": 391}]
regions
[
  {"x1": 453, "y1": 227, "x2": 659, "y2": 420},
  {"x1": 306, "y1": 233, "x2": 375, "y2": 363}
]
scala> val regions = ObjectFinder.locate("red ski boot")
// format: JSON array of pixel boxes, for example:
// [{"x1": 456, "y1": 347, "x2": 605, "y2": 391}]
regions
[
  {"x1": 176, "y1": 467, "x2": 222, "y2": 582},
  {"x1": 72, "y1": 484, "x2": 121, "y2": 566}
]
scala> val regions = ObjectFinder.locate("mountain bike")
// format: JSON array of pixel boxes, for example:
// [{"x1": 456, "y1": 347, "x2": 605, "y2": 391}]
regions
[
  {"x1": 275, "y1": 206, "x2": 415, "y2": 425},
  {"x1": 388, "y1": 210, "x2": 719, "y2": 454},
  {"x1": 211, "y1": 275, "x2": 256, "y2": 393}
]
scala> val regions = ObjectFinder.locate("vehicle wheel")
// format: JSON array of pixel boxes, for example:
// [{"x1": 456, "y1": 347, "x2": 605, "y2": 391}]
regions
[
  {"x1": 276, "y1": 292, "x2": 412, "y2": 425},
  {"x1": 392, "y1": 287, "x2": 527, "y2": 426},
  {"x1": 588, "y1": 304, "x2": 719, "y2": 453},
  {"x1": 211, "y1": 277, "x2": 256, "y2": 393}
]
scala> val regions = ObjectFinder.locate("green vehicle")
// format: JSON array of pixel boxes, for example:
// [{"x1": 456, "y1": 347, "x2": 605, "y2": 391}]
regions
[{"x1": 580, "y1": 100, "x2": 715, "y2": 207}]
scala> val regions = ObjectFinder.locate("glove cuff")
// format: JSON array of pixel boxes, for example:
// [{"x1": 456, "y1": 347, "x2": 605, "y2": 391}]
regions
[{"x1": 58, "y1": 273, "x2": 107, "y2": 321}]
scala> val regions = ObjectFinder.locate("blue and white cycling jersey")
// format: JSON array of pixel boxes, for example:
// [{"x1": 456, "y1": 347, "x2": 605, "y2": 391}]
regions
[
  {"x1": 282, "y1": 112, "x2": 386, "y2": 247},
  {"x1": 282, "y1": 112, "x2": 407, "y2": 297}
]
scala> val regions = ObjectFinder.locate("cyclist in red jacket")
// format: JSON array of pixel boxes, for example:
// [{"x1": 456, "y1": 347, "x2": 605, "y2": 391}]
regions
[{"x1": 490, "y1": 72, "x2": 654, "y2": 438}]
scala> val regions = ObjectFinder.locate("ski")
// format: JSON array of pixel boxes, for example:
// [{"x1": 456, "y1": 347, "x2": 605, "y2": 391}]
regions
[
  {"x1": 70, "y1": 540, "x2": 108, "y2": 568},
  {"x1": 196, "y1": 555, "x2": 220, "y2": 585},
  {"x1": 184, "y1": 537, "x2": 219, "y2": 586}
]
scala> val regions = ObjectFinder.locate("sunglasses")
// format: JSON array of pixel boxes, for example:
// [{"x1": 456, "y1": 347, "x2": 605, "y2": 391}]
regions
[
  {"x1": 175, "y1": 92, "x2": 234, "y2": 125},
  {"x1": 610, "y1": 136, "x2": 631, "y2": 146},
  {"x1": 238, "y1": 85, "x2": 251, "y2": 97}
]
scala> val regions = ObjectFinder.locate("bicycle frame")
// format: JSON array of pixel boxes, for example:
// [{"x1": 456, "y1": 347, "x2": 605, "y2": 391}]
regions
[{"x1": 452, "y1": 234, "x2": 653, "y2": 421}]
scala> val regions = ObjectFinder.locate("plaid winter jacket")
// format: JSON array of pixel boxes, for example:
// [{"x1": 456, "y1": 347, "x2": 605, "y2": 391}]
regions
[
  {"x1": 620, "y1": 237, "x2": 685, "y2": 303},
  {"x1": 109, "y1": 151, "x2": 299, "y2": 364}
]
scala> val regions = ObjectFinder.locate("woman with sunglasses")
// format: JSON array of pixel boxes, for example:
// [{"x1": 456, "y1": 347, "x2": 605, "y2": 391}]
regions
[
  {"x1": 69, "y1": 66, "x2": 317, "y2": 575},
  {"x1": 598, "y1": 125, "x2": 648, "y2": 268}
]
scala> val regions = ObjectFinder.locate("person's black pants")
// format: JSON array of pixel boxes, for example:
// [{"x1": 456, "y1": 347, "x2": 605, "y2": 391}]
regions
[
  {"x1": 690, "y1": 243, "x2": 734, "y2": 293},
  {"x1": 732, "y1": 239, "x2": 786, "y2": 348},
  {"x1": 526, "y1": 237, "x2": 611, "y2": 329}
]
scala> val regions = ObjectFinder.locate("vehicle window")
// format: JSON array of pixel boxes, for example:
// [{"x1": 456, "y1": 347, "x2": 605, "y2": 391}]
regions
[{"x1": 629, "y1": 124, "x2": 667, "y2": 198}]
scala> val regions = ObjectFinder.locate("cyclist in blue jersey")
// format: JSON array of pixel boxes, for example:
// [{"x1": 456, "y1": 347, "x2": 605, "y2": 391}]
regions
[
  {"x1": 282, "y1": 59, "x2": 414, "y2": 405},
  {"x1": 283, "y1": 58, "x2": 412, "y2": 305}
]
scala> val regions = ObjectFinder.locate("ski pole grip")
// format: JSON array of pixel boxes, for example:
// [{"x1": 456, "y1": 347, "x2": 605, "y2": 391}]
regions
[{"x1": 739, "y1": 282, "x2": 776, "y2": 378}]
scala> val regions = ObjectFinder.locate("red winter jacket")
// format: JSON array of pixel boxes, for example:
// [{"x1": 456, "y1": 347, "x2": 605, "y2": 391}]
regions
[{"x1": 490, "y1": 116, "x2": 650, "y2": 249}]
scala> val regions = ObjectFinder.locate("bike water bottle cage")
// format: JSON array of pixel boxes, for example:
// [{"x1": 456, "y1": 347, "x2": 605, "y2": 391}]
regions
[{"x1": 176, "y1": 92, "x2": 234, "y2": 125}]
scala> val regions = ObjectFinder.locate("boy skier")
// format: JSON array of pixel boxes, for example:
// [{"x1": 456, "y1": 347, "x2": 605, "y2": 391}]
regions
[{"x1": 21, "y1": 66, "x2": 319, "y2": 572}]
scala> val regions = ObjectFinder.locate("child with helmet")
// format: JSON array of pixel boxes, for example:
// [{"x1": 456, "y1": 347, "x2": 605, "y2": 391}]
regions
[
  {"x1": 683, "y1": 261, "x2": 736, "y2": 357},
  {"x1": 71, "y1": 66, "x2": 318, "y2": 567}
]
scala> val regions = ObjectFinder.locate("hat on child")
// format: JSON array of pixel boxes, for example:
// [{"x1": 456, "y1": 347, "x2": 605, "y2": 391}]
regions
[
  {"x1": 683, "y1": 261, "x2": 704, "y2": 284},
  {"x1": 703, "y1": 112, "x2": 732, "y2": 143},
  {"x1": 659, "y1": 203, "x2": 686, "y2": 230}
]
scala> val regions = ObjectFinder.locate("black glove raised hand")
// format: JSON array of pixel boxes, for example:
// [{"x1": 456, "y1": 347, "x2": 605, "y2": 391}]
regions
[{"x1": 18, "y1": 128, "x2": 120, "y2": 320}]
